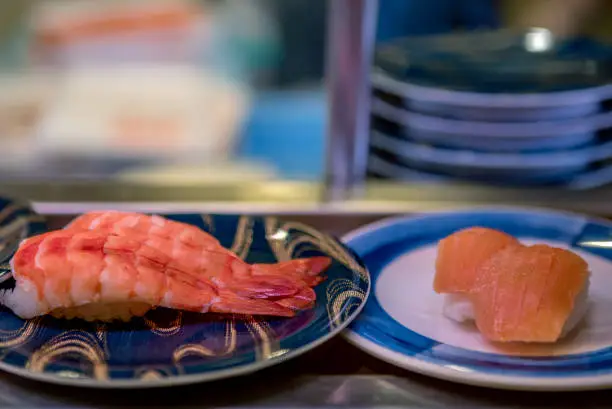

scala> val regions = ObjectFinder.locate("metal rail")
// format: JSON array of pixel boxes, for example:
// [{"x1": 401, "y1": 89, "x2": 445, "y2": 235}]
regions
[{"x1": 324, "y1": 0, "x2": 379, "y2": 201}]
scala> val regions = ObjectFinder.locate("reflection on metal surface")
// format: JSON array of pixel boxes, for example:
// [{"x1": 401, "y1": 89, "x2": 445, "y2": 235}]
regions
[
  {"x1": 6, "y1": 180, "x2": 323, "y2": 203},
  {"x1": 0, "y1": 373, "x2": 609, "y2": 407},
  {"x1": 324, "y1": 0, "x2": 379, "y2": 201},
  {"x1": 14, "y1": 179, "x2": 612, "y2": 218}
]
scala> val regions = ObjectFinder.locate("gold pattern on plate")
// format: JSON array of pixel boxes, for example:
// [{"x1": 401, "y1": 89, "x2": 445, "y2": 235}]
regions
[
  {"x1": 139, "y1": 370, "x2": 163, "y2": 381},
  {"x1": 56, "y1": 370, "x2": 85, "y2": 379},
  {"x1": 265, "y1": 218, "x2": 369, "y2": 281},
  {"x1": 326, "y1": 279, "x2": 367, "y2": 329},
  {"x1": 244, "y1": 317, "x2": 277, "y2": 361},
  {"x1": 201, "y1": 214, "x2": 215, "y2": 233},
  {"x1": 143, "y1": 311, "x2": 183, "y2": 337},
  {"x1": 0, "y1": 203, "x2": 45, "y2": 232},
  {"x1": 173, "y1": 319, "x2": 237, "y2": 365},
  {"x1": 26, "y1": 331, "x2": 108, "y2": 380},
  {"x1": 95, "y1": 323, "x2": 110, "y2": 357},
  {"x1": 264, "y1": 218, "x2": 291, "y2": 262},
  {"x1": 230, "y1": 216, "x2": 254, "y2": 260},
  {"x1": 136, "y1": 367, "x2": 173, "y2": 381},
  {"x1": 0, "y1": 204, "x2": 23, "y2": 225},
  {"x1": 0, "y1": 317, "x2": 40, "y2": 348}
]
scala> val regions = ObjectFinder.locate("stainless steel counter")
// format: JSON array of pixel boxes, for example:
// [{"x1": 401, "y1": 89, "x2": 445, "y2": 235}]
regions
[
  {"x1": 3, "y1": 212, "x2": 612, "y2": 408},
  {"x1": 1, "y1": 180, "x2": 609, "y2": 216},
  {"x1": 6, "y1": 364, "x2": 612, "y2": 408}
]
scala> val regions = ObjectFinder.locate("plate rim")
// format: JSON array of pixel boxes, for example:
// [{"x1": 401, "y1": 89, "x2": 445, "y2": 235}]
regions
[
  {"x1": 0, "y1": 213, "x2": 371, "y2": 389},
  {"x1": 372, "y1": 69, "x2": 612, "y2": 107},
  {"x1": 340, "y1": 205, "x2": 612, "y2": 391},
  {"x1": 370, "y1": 131, "x2": 602, "y2": 169},
  {"x1": 367, "y1": 151, "x2": 612, "y2": 190},
  {"x1": 372, "y1": 98, "x2": 607, "y2": 138},
  {"x1": 342, "y1": 330, "x2": 612, "y2": 391}
]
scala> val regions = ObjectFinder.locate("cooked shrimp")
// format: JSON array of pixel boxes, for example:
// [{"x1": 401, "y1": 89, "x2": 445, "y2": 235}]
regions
[{"x1": 2, "y1": 213, "x2": 331, "y2": 322}]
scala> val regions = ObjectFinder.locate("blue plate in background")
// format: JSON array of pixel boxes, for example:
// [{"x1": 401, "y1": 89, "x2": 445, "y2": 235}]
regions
[
  {"x1": 372, "y1": 69, "x2": 611, "y2": 123},
  {"x1": 343, "y1": 208, "x2": 612, "y2": 391},
  {"x1": 375, "y1": 30, "x2": 612, "y2": 93},
  {"x1": 370, "y1": 131, "x2": 612, "y2": 173},
  {"x1": 367, "y1": 151, "x2": 581, "y2": 186},
  {"x1": 0, "y1": 197, "x2": 46, "y2": 284},
  {"x1": 372, "y1": 114, "x2": 598, "y2": 153},
  {"x1": 0, "y1": 204, "x2": 369, "y2": 388},
  {"x1": 372, "y1": 97, "x2": 612, "y2": 152},
  {"x1": 372, "y1": 98, "x2": 612, "y2": 139},
  {"x1": 403, "y1": 98, "x2": 600, "y2": 122},
  {"x1": 367, "y1": 150, "x2": 612, "y2": 189}
]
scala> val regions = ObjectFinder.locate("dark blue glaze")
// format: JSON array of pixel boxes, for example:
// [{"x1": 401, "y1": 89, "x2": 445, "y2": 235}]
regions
[{"x1": 0, "y1": 205, "x2": 369, "y2": 385}]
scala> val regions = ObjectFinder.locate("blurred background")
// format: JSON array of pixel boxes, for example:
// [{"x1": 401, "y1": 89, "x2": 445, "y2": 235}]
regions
[{"x1": 3, "y1": 0, "x2": 612, "y2": 212}]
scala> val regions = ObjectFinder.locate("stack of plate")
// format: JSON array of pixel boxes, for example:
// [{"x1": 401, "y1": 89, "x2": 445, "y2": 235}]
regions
[{"x1": 368, "y1": 30, "x2": 612, "y2": 189}]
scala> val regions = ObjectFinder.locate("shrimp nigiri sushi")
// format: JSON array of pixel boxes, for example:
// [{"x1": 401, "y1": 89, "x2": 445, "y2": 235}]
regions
[
  {"x1": 0, "y1": 212, "x2": 331, "y2": 322},
  {"x1": 434, "y1": 227, "x2": 590, "y2": 343}
]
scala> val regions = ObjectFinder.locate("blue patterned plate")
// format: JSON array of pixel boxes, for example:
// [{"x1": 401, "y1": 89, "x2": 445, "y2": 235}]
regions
[
  {"x1": 0, "y1": 197, "x2": 46, "y2": 284},
  {"x1": 343, "y1": 207, "x2": 612, "y2": 391},
  {"x1": 0, "y1": 209, "x2": 369, "y2": 388}
]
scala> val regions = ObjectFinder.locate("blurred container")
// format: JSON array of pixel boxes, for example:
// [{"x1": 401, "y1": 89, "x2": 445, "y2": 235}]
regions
[
  {"x1": 29, "y1": 0, "x2": 210, "y2": 67},
  {"x1": 0, "y1": 71, "x2": 58, "y2": 171},
  {"x1": 27, "y1": 0, "x2": 280, "y2": 85},
  {"x1": 34, "y1": 65, "x2": 250, "y2": 163},
  {"x1": 204, "y1": 0, "x2": 280, "y2": 85}
]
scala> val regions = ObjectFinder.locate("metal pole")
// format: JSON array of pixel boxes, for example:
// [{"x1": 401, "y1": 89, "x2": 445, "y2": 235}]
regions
[{"x1": 324, "y1": 0, "x2": 379, "y2": 201}]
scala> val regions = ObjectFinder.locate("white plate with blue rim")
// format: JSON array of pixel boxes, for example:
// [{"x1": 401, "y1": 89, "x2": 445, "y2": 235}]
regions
[{"x1": 342, "y1": 207, "x2": 612, "y2": 391}]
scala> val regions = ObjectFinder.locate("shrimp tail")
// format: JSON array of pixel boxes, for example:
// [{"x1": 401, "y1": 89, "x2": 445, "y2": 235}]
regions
[
  {"x1": 231, "y1": 277, "x2": 301, "y2": 299},
  {"x1": 210, "y1": 292, "x2": 296, "y2": 317},
  {"x1": 251, "y1": 256, "x2": 331, "y2": 286},
  {"x1": 215, "y1": 257, "x2": 329, "y2": 316},
  {"x1": 276, "y1": 287, "x2": 316, "y2": 310}
]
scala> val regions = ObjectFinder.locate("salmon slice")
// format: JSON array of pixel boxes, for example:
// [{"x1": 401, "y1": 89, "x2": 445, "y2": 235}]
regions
[
  {"x1": 470, "y1": 244, "x2": 590, "y2": 343},
  {"x1": 434, "y1": 227, "x2": 520, "y2": 294}
]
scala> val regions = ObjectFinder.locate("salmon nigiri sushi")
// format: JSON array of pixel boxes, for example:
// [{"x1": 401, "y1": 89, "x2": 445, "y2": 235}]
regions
[
  {"x1": 434, "y1": 227, "x2": 520, "y2": 294},
  {"x1": 434, "y1": 227, "x2": 520, "y2": 323},
  {"x1": 433, "y1": 227, "x2": 591, "y2": 343}
]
